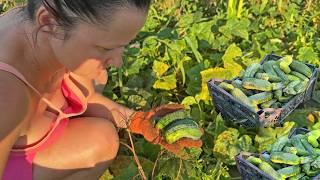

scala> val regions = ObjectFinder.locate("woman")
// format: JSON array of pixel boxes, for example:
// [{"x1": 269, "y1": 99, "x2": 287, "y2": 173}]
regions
[{"x1": 0, "y1": 0, "x2": 202, "y2": 179}]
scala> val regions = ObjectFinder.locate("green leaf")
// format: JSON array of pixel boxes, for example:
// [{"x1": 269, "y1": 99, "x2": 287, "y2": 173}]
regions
[
  {"x1": 185, "y1": 36, "x2": 203, "y2": 62},
  {"x1": 254, "y1": 121, "x2": 295, "y2": 152},
  {"x1": 181, "y1": 96, "x2": 198, "y2": 109},
  {"x1": 153, "y1": 74, "x2": 177, "y2": 90},
  {"x1": 213, "y1": 128, "x2": 241, "y2": 165},
  {"x1": 152, "y1": 60, "x2": 170, "y2": 77},
  {"x1": 297, "y1": 47, "x2": 319, "y2": 65},
  {"x1": 126, "y1": 57, "x2": 147, "y2": 76},
  {"x1": 128, "y1": 95, "x2": 147, "y2": 109},
  {"x1": 219, "y1": 19, "x2": 250, "y2": 40},
  {"x1": 110, "y1": 155, "x2": 154, "y2": 180},
  {"x1": 238, "y1": 135, "x2": 255, "y2": 152}
]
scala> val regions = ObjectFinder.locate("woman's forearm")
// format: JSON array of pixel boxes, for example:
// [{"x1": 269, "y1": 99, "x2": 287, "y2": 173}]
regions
[{"x1": 81, "y1": 93, "x2": 135, "y2": 128}]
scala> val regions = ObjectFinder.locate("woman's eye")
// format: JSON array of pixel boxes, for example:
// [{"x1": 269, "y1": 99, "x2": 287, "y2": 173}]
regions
[{"x1": 97, "y1": 46, "x2": 113, "y2": 52}]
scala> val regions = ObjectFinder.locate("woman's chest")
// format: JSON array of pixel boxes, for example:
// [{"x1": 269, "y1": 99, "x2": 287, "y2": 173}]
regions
[{"x1": 13, "y1": 88, "x2": 68, "y2": 148}]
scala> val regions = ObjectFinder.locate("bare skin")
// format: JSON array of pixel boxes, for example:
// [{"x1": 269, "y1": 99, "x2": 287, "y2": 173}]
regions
[{"x1": 0, "y1": 5, "x2": 146, "y2": 180}]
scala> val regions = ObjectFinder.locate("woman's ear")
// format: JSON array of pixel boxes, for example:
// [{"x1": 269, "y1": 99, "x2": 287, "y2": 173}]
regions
[{"x1": 35, "y1": 6, "x2": 60, "y2": 36}]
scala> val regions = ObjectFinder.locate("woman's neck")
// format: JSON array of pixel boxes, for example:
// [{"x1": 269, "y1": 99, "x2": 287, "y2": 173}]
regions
[{"x1": 0, "y1": 7, "x2": 66, "y2": 95}]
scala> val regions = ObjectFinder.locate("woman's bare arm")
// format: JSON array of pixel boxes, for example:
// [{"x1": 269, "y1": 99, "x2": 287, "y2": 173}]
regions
[
  {"x1": 81, "y1": 92, "x2": 135, "y2": 128},
  {"x1": 0, "y1": 72, "x2": 30, "y2": 178}
]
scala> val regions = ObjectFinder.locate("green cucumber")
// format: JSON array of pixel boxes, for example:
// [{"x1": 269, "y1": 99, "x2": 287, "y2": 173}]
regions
[
  {"x1": 155, "y1": 110, "x2": 190, "y2": 130},
  {"x1": 289, "y1": 60, "x2": 312, "y2": 78},
  {"x1": 164, "y1": 119, "x2": 202, "y2": 144},
  {"x1": 271, "y1": 136, "x2": 289, "y2": 152},
  {"x1": 290, "y1": 71, "x2": 309, "y2": 81},
  {"x1": 218, "y1": 82, "x2": 234, "y2": 92},
  {"x1": 270, "y1": 152, "x2": 300, "y2": 165},
  {"x1": 247, "y1": 156, "x2": 262, "y2": 165},
  {"x1": 263, "y1": 60, "x2": 278, "y2": 76},
  {"x1": 279, "y1": 55, "x2": 293, "y2": 74},
  {"x1": 277, "y1": 166, "x2": 301, "y2": 179},
  {"x1": 261, "y1": 99, "x2": 278, "y2": 109},
  {"x1": 242, "y1": 78, "x2": 273, "y2": 91},
  {"x1": 248, "y1": 92, "x2": 273, "y2": 105},
  {"x1": 244, "y1": 63, "x2": 262, "y2": 78},
  {"x1": 258, "y1": 161, "x2": 282, "y2": 179},
  {"x1": 283, "y1": 81, "x2": 301, "y2": 95}
]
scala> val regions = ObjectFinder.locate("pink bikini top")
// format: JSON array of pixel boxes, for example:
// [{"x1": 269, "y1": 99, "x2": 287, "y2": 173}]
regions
[{"x1": 0, "y1": 62, "x2": 91, "y2": 152}]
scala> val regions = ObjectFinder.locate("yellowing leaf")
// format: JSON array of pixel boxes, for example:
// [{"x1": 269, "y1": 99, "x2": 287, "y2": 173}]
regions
[
  {"x1": 196, "y1": 67, "x2": 234, "y2": 103},
  {"x1": 222, "y1": 43, "x2": 244, "y2": 77},
  {"x1": 182, "y1": 96, "x2": 197, "y2": 109},
  {"x1": 153, "y1": 74, "x2": 177, "y2": 90},
  {"x1": 152, "y1": 60, "x2": 170, "y2": 77}
]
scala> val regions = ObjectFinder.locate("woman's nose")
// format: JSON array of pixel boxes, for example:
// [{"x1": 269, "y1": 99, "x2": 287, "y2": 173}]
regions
[
  {"x1": 110, "y1": 56, "x2": 123, "y2": 68},
  {"x1": 107, "y1": 48, "x2": 124, "y2": 68}
]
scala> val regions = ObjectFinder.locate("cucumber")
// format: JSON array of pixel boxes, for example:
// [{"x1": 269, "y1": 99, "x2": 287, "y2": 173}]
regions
[
  {"x1": 231, "y1": 88, "x2": 258, "y2": 112},
  {"x1": 283, "y1": 81, "x2": 301, "y2": 95},
  {"x1": 155, "y1": 110, "x2": 191, "y2": 130},
  {"x1": 164, "y1": 119, "x2": 202, "y2": 144},
  {"x1": 272, "y1": 82, "x2": 285, "y2": 90},
  {"x1": 270, "y1": 152, "x2": 300, "y2": 165},
  {"x1": 302, "y1": 163, "x2": 311, "y2": 174},
  {"x1": 284, "y1": 146, "x2": 298, "y2": 155},
  {"x1": 261, "y1": 99, "x2": 278, "y2": 109},
  {"x1": 242, "y1": 78, "x2": 273, "y2": 91},
  {"x1": 271, "y1": 136, "x2": 289, "y2": 152},
  {"x1": 263, "y1": 60, "x2": 278, "y2": 76},
  {"x1": 267, "y1": 73, "x2": 283, "y2": 82},
  {"x1": 291, "y1": 136, "x2": 309, "y2": 156},
  {"x1": 287, "y1": 74, "x2": 301, "y2": 82},
  {"x1": 294, "y1": 80, "x2": 308, "y2": 94},
  {"x1": 300, "y1": 138, "x2": 315, "y2": 155},
  {"x1": 300, "y1": 156, "x2": 313, "y2": 164},
  {"x1": 288, "y1": 173, "x2": 305, "y2": 180},
  {"x1": 277, "y1": 166, "x2": 301, "y2": 179},
  {"x1": 311, "y1": 156, "x2": 320, "y2": 169},
  {"x1": 247, "y1": 156, "x2": 262, "y2": 165},
  {"x1": 274, "y1": 89, "x2": 283, "y2": 101},
  {"x1": 279, "y1": 55, "x2": 293, "y2": 74},
  {"x1": 307, "y1": 134, "x2": 320, "y2": 148},
  {"x1": 249, "y1": 92, "x2": 273, "y2": 105},
  {"x1": 255, "y1": 73, "x2": 270, "y2": 81},
  {"x1": 307, "y1": 130, "x2": 320, "y2": 148},
  {"x1": 260, "y1": 153, "x2": 282, "y2": 170},
  {"x1": 271, "y1": 102, "x2": 282, "y2": 108},
  {"x1": 218, "y1": 82, "x2": 234, "y2": 92},
  {"x1": 290, "y1": 71, "x2": 309, "y2": 81},
  {"x1": 239, "y1": 69, "x2": 245, "y2": 79},
  {"x1": 231, "y1": 79, "x2": 255, "y2": 96},
  {"x1": 244, "y1": 63, "x2": 261, "y2": 78},
  {"x1": 273, "y1": 64, "x2": 289, "y2": 83},
  {"x1": 278, "y1": 95, "x2": 293, "y2": 103},
  {"x1": 258, "y1": 162, "x2": 282, "y2": 180},
  {"x1": 289, "y1": 60, "x2": 312, "y2": 78}
]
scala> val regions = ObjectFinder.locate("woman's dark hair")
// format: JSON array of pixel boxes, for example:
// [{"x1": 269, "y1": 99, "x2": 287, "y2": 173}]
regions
[{"x1": 25, "y1": 0, "x2": 151, "y2": 31}]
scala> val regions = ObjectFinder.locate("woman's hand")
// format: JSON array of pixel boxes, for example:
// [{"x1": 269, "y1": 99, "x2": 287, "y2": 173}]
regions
[{"x1": 128, "y1": 104, "x2": 203, "y2": 157}]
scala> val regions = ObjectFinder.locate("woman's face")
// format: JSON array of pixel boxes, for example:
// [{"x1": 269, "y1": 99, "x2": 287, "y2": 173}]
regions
[{"x1": 49, "y1": 7, "x2": 147, "y2": 82}]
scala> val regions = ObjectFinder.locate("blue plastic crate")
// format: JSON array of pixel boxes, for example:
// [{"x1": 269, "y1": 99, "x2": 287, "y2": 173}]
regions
[
  {"x1": 207, "y1": 54, "x2": 319, "y2": 129},
  {"x1": 236, "y1": 128, "x2": 319, "y2": 180}
]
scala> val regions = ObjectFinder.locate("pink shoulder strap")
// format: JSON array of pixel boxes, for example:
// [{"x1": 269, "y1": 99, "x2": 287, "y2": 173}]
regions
[{"x1": 0, "y1": 62, "x2": 67, "y2": 117}]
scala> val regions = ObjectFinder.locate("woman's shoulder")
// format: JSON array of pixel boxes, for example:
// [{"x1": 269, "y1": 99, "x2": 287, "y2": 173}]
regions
[{"x1": 0, "y1": 70, "x2": 32, "y2": 121}]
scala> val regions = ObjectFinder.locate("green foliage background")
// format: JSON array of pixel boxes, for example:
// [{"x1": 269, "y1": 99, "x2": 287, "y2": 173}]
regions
[{"x1": 2, "y1": 0, "x2": 320, "y2": 179}]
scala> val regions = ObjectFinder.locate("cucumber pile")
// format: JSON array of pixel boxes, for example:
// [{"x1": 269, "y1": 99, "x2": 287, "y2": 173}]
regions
[
  {"x1": 246, "y1": 130, "x2": 320, "y2": 179},
  {"x1": 218, "y1": 55, "x2": 313, "y2": 112},
  {"x1": 153, "y1": 110, "x2": 203, "y2": 144}
]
